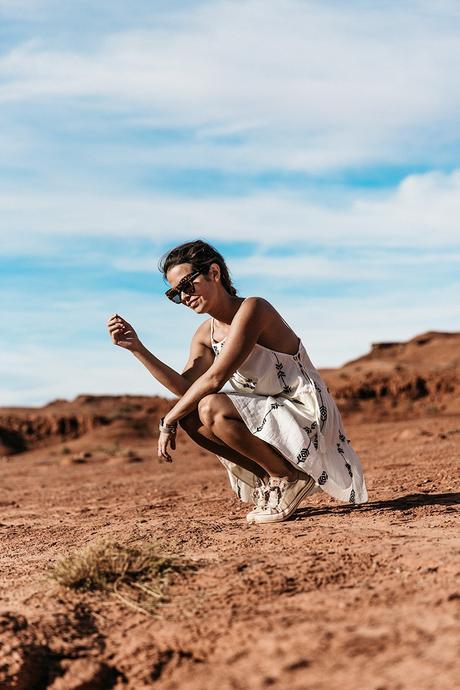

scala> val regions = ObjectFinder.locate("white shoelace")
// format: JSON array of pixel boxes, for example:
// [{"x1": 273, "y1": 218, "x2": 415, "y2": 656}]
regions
[
  {"x1": 266, "y1": 477, "x2": 289, "y2": 510},
  {"x1": 252, "y1": 483, "x2": 269, "y2": 511}
]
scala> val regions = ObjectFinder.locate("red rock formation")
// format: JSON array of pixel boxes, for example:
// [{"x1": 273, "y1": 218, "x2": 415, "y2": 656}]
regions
[
  {"x1": 0, "y1": 395, "x2": 173, "y2": 455},
  {"x1": 1, "y1": 331, "x2": 458, "y2": 454}
]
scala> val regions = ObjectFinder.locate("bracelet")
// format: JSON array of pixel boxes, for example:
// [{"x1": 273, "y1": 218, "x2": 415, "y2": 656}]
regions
[{"x1": 159, "y1": 417, "x2": 178, "y2": 434}]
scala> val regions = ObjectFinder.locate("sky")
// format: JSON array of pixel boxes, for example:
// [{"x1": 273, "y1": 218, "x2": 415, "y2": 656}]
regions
[{"x1": 1, "y1": 0, "x2": 459, "y2": 406}]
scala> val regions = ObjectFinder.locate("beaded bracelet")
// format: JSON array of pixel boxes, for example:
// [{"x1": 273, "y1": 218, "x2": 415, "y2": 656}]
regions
[{"x1": 159, "y1": 417, "x2": 178, "y2": 434}]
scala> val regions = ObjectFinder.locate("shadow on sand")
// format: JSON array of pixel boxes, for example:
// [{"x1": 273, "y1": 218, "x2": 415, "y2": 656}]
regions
[{"x1": 294, "y1": 491, "x2": 460, "y2": 519}]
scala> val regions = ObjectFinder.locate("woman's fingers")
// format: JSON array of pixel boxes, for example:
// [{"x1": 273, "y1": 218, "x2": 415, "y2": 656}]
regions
[
  {"x1": 109, "y1": 324, "x2": 135, "y2": 344},
  {"x1": 108, "y1": 325, "x2": 128, "y2": 336},
  {"x1": 107, "y1": 314, "x2": 130, "y2": 328},
  {"x1": 158, "y1": 449, "x2": 172, "y2": 462},
  {"x1": 108, "y1": 324, "x2": 121, "y2": 335},
  {"x1": 158, "y1": 433, "x2": 174, "y2": 462},
  {"x1": 107, "y1": 315, "x2": 138, "y2": 351},
  {"x1": 107, "y1": 315, "x2": 121, "y2": 325}
]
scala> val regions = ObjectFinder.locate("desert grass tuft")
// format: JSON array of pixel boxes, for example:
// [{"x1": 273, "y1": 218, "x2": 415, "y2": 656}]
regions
[{"x1": 49, "y1": 540, "x2": 189, "y2": 615}]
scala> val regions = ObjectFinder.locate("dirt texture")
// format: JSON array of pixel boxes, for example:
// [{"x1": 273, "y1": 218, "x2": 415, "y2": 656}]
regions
[{"x1": 1, "y1": 331, "x2": 459, "y2": 689}]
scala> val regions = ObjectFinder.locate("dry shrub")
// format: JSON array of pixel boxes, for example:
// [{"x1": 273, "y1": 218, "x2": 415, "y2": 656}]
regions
[{"x1": 49, "y1": 541, "x2": 189, "y2": 615}]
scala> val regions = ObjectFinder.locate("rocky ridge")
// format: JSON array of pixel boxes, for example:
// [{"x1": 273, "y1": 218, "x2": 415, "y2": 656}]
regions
[{"x1": 1, "y1": 331, "x2": 458, "y2": 456}]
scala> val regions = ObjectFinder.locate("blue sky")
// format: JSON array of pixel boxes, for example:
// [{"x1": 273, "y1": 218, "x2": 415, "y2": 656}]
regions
[{"x1": 1, "y1": 0, "x2": 459, "y2": 406}]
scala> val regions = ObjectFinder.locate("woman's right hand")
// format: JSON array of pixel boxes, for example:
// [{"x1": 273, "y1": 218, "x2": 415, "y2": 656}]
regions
[{"x1": 107, "y1": 314, "x2": 142, "y2": 352}]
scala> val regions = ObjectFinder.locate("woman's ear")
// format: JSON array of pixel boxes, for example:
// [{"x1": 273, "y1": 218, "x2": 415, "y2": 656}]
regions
[{"x1": 209, "y1": 262, "x2": 221, "y2": 283}]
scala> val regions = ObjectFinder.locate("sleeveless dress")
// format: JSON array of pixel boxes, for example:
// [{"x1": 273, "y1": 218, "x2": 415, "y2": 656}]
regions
[{"x1": 210, "y1": 316, "x2": 368, "y2": 506}]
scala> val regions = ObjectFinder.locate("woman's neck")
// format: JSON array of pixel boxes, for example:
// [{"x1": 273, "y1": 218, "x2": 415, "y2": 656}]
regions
[{"x1": 208, "y1": 294, "x2": 245, "y2": 325}]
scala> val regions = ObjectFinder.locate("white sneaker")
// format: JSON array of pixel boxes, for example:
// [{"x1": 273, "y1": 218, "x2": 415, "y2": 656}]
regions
[
  {"x1": 245, "y1": 477, "x2": 269, "y2": 523},
  {"x1": 247, "y1": 474, "x2": 317, "y2": 524}
]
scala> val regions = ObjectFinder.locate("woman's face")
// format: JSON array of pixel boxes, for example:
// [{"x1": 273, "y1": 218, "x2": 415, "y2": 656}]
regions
[{"x1": 166, "y1": 262, "x2": 218, "y2": 312}]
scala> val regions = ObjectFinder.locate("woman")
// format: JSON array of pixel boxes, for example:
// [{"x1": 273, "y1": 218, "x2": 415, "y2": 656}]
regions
[{"x1": 107, "y1": 240, "x2": 367, "y2": 524}]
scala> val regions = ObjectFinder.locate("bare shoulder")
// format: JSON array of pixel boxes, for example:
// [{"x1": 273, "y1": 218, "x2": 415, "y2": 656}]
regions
[
  {"x1": 238, "y1": 296, "x2": 277, "y2": 319},
  {"x1": 191, "y1": 318, "x2": 213, "y2": 348},
  {"x1": 238, "y1": 297, "x2": 297, "y2": 352},
  {"x1": 240, "y1": 296, "x2": 273, "y2": 312}
]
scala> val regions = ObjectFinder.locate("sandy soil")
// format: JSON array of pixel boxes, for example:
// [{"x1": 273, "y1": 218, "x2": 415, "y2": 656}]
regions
[{"x1": 1, "y1": 411, "x2": 459, "y2": 690}]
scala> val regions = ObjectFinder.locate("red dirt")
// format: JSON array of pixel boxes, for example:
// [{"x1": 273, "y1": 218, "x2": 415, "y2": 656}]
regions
[{"x1": 1, "y1": 332, "x2": 459, "y2": 689}]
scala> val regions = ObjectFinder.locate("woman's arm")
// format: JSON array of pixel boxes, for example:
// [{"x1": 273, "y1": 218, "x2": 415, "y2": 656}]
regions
[
  {"x1": 108, "y1": 314, "x2": 213, "y2": 397},
  {"x1": 131, "y1": 345, "x2": 191, "y2": 397},
  {"x1": 163, "y1": 297, "x2": 270, "y2": 425}
]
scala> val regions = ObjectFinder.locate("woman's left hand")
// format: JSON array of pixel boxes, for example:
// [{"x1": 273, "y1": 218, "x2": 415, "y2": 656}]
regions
[{"x1": 157, "y1": 430, "x2": 176, "y2": 463}]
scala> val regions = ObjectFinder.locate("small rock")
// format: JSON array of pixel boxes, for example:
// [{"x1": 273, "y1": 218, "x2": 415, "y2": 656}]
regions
[
  {"x1": 397, "y1": 429, "x2": 417, "y2": 441},
  {"x1": 70, "y1": 454, "x2": 88, "y2": 464}
]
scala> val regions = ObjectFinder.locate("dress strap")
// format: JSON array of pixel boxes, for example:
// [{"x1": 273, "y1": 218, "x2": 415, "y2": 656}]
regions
[{"x1": 210, "y1": 317, "x2": 215, "y2": 344}]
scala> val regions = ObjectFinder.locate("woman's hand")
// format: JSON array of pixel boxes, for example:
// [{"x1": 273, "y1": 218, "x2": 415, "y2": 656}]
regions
[
  {"x1": 107, "y1": 314, "x2": 142, "y2": 352},
  {"x1": 157, "y1": 430, "x2": 176, "y2": 463}
]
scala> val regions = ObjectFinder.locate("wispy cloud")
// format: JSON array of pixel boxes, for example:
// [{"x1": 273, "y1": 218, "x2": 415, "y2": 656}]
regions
[
  {"x1": 1, "y1": 1, "x2": 460, "y2": 172},
  {"x1": 1, "y1": 1, "x2": 459, "y2": 406},
  {"x1": 1, "y1": 170, "x2": 460, "y2": 252}
]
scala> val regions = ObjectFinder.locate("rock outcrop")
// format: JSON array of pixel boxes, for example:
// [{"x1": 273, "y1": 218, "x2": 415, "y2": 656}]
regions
[
  {"x1": 322, "y1": 330, "x2": 460, "y2": 421},
  {"x1": 1, "y1": 331, "x2": 458, "y2": 454},
  {"x1": 0, "y1": 395, "x2": 173, "y2": 456}
]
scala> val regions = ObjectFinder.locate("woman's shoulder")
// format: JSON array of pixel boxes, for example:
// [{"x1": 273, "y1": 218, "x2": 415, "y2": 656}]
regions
[
  {"x1": 191, "y1": 318, "x2": 213, "y2": 348},
  {"x1": 238, "y1": 297, "x2": 284, "y2": 324},
  {"x1": 239, "y1": 296, "x2": 274, "y2": 313}
]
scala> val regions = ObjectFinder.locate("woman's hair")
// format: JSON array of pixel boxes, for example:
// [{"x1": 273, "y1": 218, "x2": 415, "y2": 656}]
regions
[{"x1": 159, "y1": 240, "x2": 237, "y2": 296}]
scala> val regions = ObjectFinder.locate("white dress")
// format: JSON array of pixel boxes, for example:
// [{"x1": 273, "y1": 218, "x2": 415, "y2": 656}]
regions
[{"x1": 211, "y1": 318, "x2": 368, "y2": 506}]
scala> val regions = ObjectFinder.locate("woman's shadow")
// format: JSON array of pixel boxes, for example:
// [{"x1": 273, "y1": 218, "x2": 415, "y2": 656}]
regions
[{"x1": 295, "y1": 491, "x2": 460, "y2": 519}]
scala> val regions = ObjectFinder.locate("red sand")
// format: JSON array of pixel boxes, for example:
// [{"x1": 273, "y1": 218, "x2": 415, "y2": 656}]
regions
[{"x1": 1, "y1": 332, "x2": 459, "y2": 689}]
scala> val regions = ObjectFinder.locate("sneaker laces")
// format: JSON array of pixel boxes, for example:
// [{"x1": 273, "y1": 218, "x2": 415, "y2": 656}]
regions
[
  {"x1": 251, "y1": 477, "x2": 270, "y2": 510},
  {"x1": 266, "y1": 477, "x2": 289, "y2": 511}
]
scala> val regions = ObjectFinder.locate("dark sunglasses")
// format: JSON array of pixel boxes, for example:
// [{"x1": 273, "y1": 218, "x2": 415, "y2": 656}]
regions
[{"x1": 165, "y1": 270, "x2": 203, "y2": 304}]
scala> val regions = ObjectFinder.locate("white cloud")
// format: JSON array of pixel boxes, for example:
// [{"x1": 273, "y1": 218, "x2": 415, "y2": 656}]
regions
[
  {"x1": 1, "y1": 1, "x2": 460, "y2": 407},
  {"x1": 1, "y1": 1, "x2": 460, "y2": 171},
  {"x1": 1, "y1": 169, "x2": 460, "y2": 251},
  {"x1": 116, "y1": 246, "x2": 460, "y2": 283}
]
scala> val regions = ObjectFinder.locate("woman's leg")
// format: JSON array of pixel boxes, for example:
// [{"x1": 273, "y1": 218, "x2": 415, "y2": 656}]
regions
[
  {"x1": 196, "y1": 393, "x2": 303, "y2": 481},
  {"x1": 180, "y1": 409, "x2": 267, "y2": 480}
]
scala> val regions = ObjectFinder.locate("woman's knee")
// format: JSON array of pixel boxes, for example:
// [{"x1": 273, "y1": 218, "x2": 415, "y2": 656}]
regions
[{"x1": 197, "y1": 393, "x2": 223, "y2": 428}]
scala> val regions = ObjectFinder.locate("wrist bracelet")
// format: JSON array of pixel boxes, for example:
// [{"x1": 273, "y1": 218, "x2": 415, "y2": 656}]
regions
[{"x1": 159, "y1": 417, "x2": 177, "y2": 434}]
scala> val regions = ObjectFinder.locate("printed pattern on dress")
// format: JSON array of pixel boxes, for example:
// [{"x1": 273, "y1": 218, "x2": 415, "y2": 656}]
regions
[
  {"x1": 339, "y1": 430, "x2": 351, "y2": 444},
  {"x1": 255, "y1": 401, "x2": 284, "y2": 433},
  {"x1": 273, "y1": 354, "x2": 293, "y2": 394},
  {"x1": 293, "y1": 353, "x2": 313, "y2": 384},
  {"x1": 214, "y1": 332, "x2": 367, "y2": 507},
  {"x1": 296, "y1": 445, "x2": 310, "y2": 464},
  {"x1": 296, "y1": 421, "x2": 317, "y2": 465},
  {"x1": 293, "y1": 355, "x2": 327, "y2": 430},
  {"x1": 240, "y1": 377, "x2": 257, "y2": 391},
  {"x1": 318, "y1": 470, "x2": 328, "y2": 485},
  {"x1": 314, "y1": 382, "x2": 328, "y2": 430},
  {"x1": 232, "y1": 370, "x2": 258, "y2": 391},
  {"x1": 213, "y1": 342, "x2": 224, "y2": 356},
  {"x1": 337, "y1": 429, "x2": 354, "y2": 478}
]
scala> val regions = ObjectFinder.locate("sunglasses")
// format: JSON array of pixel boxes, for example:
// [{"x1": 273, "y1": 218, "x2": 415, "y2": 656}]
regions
[{"x1": 165, "y1": 270, "x2": 203, "y2": 304}]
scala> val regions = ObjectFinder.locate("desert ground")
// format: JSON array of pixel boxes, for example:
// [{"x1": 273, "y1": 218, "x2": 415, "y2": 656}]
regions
[{"x1": 1, "y1": 331, "x2": 459, "y2": 689}]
